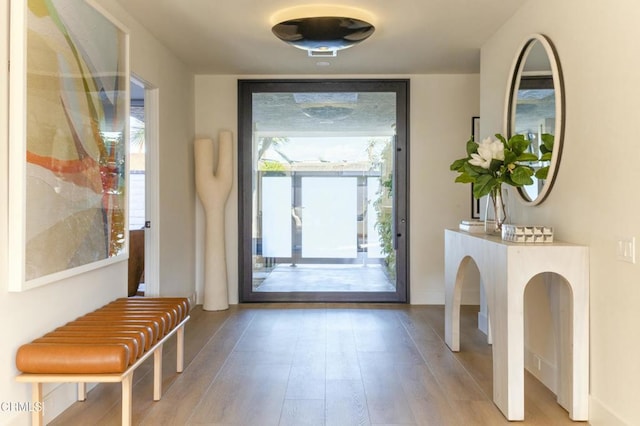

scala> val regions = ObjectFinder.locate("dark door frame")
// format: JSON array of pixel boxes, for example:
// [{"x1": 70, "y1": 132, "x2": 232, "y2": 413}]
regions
[{"x1": 237, "y1": 79, "x2": 410, "y2": 303}]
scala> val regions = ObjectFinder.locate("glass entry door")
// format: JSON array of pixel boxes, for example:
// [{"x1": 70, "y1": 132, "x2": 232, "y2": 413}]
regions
[{"x1": 238, "y1": 80, "x2": 409, "y2": 302}]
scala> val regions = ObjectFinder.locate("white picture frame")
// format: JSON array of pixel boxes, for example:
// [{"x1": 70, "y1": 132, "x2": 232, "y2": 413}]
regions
[{"x1": 8, "y1": 0, "x2": 130, "y2": 291}]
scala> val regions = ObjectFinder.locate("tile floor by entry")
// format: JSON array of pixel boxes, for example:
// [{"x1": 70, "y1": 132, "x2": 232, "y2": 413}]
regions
[{"x1": 254, "y1": 264, "x2": 396, "y2": 292}]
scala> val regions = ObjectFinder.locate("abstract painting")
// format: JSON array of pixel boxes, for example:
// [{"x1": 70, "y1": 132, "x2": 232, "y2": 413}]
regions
[{"x1": 9, "y1": 0, "x2": 129, "y2": 290}]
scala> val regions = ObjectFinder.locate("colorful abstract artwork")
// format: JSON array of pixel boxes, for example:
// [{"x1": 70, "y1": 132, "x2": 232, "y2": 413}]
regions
[{"x1": 9, "y1": 0, "x2": 129, "y2": 289}]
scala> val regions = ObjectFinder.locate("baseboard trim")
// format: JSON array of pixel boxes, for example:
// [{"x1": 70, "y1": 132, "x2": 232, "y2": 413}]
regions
[
  {"x1": 477, "y1": 310, "x2": 489, "y2": 335},
  {"x1": 39, "y1": 382, "x2": 97, "y2": 424},
  {"x1": 589, "y1": 395, "x2": 631, "y2": 426},
  {"x1": 524, "y1": 347, "x2": 557, "y2": 394},
  {"x1": 413, "y1": 290, "x2": 480, "y2": 305}
]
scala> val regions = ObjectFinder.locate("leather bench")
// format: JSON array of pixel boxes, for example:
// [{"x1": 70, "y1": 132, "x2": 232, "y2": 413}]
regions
[{"x1": 15, "y1": 297, "x2": 190, "y2": 426}]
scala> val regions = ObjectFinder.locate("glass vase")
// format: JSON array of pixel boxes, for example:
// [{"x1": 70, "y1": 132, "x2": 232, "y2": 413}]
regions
[{"x1": 484, "y1": 185, "x2": 509, "y2": 235}]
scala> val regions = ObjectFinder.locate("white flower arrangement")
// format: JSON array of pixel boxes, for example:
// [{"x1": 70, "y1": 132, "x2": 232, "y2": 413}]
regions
[{"x1": 449, "y1": 133, "x2": 551, "y2": 199}]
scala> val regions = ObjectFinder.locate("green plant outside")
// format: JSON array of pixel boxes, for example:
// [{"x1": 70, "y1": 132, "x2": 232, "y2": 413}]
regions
[{"x1": 372, "y1": 141, "x2": 396, "y2": 280}]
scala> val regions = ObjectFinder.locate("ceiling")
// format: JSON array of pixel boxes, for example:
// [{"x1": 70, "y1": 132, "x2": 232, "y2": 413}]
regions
[{"x1": 114, "y1": 0, "x2": 526, "y2": 75}]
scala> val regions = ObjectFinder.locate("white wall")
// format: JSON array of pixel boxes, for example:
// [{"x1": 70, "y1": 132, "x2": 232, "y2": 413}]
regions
[
  {"x1": 0, "y1": 0, "x2": 194, "y2": 423},
  {"x1": 194, "y1": 74, "x2": 480, "y2": 306},
  {"x1": 410, "y1": 75, "x2": 481, "y2": 304},
  {"x1": 481, "y1": 0, "x2": 640, "y2": 424},
  {"x1": 92, "y1": 1, "x2": 197, "y2": 299}
]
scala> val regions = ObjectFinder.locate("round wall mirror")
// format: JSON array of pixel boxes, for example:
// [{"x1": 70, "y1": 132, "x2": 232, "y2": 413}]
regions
[{"x1": 505, "y1": 34, "x2": 564, "y2": 205}]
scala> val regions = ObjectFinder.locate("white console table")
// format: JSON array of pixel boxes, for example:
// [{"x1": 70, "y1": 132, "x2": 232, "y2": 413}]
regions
[{"x1": 444, "y1": 229, "x2": 589, "y2": 421}]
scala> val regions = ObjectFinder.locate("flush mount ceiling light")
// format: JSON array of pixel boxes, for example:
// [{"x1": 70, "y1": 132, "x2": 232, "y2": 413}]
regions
[
  {"x1": 272, "y1": 16, "x2": 374, "y2": 57},
  {"x1": 270, "y1": 5, "x2": 377, "y2": 57}
]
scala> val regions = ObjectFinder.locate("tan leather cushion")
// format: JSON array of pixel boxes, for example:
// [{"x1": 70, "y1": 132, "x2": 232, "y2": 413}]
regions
[
  {"x1": 14, "y1": 297, "x2": 190, "y2": 375},
  {"x1": 16, "y1": 343, "x2": 129, "y2": 374},
  {"x1": 92, "y1": 308, "x2": 176, "y2": 330},
  {"x1": 57, "y1": 322, "x2": 156, "y2": 346},
  {"x1": 115, "y1": 297, "x2": 190, "y2": 316},
  {"x1": 109, "y1": 303, "x2": 187, "y2": 323},
  {"x1": 46, "y1": 330, "x2": 149, "y2": 354},
  {"x1": 70, "y1": 318, "x2": 162, "y2": 341},
  {"x1": 79, "y1": 313, "x2": 168, "y2": 336},
  {"x1": 98, "y1": 306, "x2": 181, "y2": 326},
  {"x1": 35, "y1": 335, "x2": 142, "y2": 362}
]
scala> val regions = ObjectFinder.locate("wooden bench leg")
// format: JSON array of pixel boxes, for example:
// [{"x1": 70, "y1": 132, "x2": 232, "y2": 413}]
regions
[
  {"x1": 154, "y1": 343, "x2": 163, "y2": 401},
  {"x1": 177, "y1": 324, "x2": 185, "y2": 373},
  {"x1": 122, "y1": 373, "x2": 133, "y2": 426},
  {"x1": 78, "y1": 382, "x2": 86, "y2": 401},
  {"x1": 32, "y1": 382, "x2": 43, "y2": 426}
]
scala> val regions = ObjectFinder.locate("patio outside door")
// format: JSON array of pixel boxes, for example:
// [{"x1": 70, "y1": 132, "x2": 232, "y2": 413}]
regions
[{"x1": 238, "y1": 80, "x2": 409, "y2": 302}]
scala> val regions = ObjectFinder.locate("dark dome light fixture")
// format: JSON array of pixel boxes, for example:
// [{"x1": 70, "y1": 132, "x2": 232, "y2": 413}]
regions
[{"x1": 272, "y1": 16, "x2": 375, "y2": 57}]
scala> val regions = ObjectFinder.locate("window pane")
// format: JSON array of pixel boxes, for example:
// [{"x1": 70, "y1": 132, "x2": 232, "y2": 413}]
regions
[{"x1": 301, "y1": 177, "x2": 357, "y2": 258}]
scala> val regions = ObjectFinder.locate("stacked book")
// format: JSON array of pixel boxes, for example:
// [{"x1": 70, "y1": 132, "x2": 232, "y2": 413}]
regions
[{"x1": 458, "y1": 219, "x2": 486, "y2": 233}]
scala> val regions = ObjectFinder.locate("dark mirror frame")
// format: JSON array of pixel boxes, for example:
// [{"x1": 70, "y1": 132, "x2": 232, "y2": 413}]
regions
[{"x1": 505, "y1": 34, "x2": 565, "y2": 206}]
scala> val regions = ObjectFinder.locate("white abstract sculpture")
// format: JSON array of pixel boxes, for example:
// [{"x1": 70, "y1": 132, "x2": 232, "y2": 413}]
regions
[{"x1": 195, "y1": 131, "x2": 233, "y2": 311}]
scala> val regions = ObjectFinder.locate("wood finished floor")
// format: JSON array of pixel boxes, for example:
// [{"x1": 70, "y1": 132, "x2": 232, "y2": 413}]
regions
[{"x1": 51, "y1": 304, "x2": 587, "y2": 425}]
